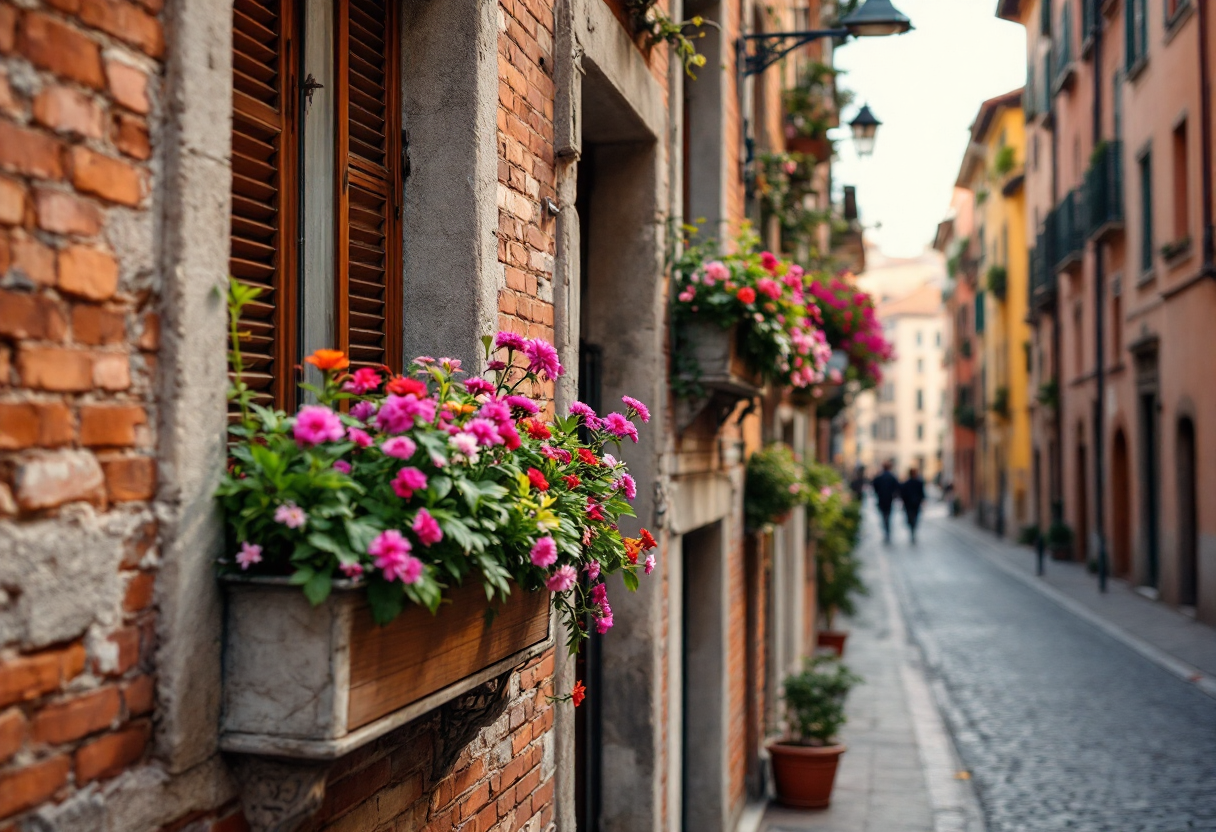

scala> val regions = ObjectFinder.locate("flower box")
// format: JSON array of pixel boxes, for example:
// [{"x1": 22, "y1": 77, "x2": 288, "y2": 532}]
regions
[
  {"x1": 680, "y1": 321, "x2": 760, "y2": 398},
  {"x1": 219, "y1": 575, "x2": 551, "y2": 760}
]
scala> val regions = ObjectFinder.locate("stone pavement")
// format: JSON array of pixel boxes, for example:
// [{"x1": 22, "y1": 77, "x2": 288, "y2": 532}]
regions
[
  {"x1": 755, "y1": 512, "x2": 984, "y2": 832},
  {"x1": 941, "y1": 515, "x2": 1216, "y2": 697}
]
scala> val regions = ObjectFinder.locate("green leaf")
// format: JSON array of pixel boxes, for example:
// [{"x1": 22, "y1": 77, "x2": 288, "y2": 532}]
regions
[
  {"x1": 622, "y1": 569, "x2": 640, "y2": 592},
  {"x1": 302, "y1": 570, "x2": 333, "y2": 605},
  {"x1": 367, "y1": 579, "x2": 405, "y2": 624},
  {"x1": 307, "y1": 531, "x2": 347, "y2": 557},
  {"x1": 430, "y1": 475, "x2": 453, "y2": 501},
  {"x1": 289, "y1": 567, "x2": 315, "y2": 586}
]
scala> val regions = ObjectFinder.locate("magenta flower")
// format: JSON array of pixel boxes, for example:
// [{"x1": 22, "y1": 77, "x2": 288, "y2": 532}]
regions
[
  {"x1": 348, "y1": 427, "x2": 373, "y2": 448},
  {"x1": 448, "y1": 432, "x2": 480, "y2": 460},
  {"x1": 413, "y1": 355, "x2": 436, "y2": 365},
  {"x1": 590, "y1": 583, "x2": 607, "y2": 605},
  {"x1": 369, "y1": 530, "x2": 422, "y2": 584},
  {"x1": 704, "y1": 261, "x2": 729, "y2": 284},
  {"x1": 350, "y1": 400, "x2": 377, "y2": 423},
  {"x1": 523, "y1": 338, "x2": 564, "y2": 379},
  {"x1": 602, "y1": 412, "x2": 639, "y2": 442},
  {"x1": 756, "y1": 278, "x2": 782, "y2": 300},
  {"x1": 342, "y1": 367, "x2": 382, "y2": 394},
  {"x1": 392, "y1": 467, "x2": 428, "y2": 499},
  {"x1": 546, "y1": 564, "x2": 578, "y2": 593},
  {"x1": 236, "y1": 542, "x2": 262, "y2": 570},
  {"x1": 376, "y1": 394, "x2": 437, "y2": 434},
  {"x1": 382, "y1": 436, "x2": 417, "y2": 460},
  {"x1": 464, "y1": 377, "x2": 495, "y2": 397},
  {"x1": 293, "y1": 405, "x2": 344, "y2": 447},
  {"x1": 644, "y1": 554, "x2": 655, "y2": 575},
  {"x1": 339, "y1": 561, "x2": 364, "y2": 579},
  {"x1": 584, "y1": 561, "x2": 601, "y2": 581},
  {"x1": 439, "y1": 357, "x2": 462, "y2": 373},
  {"x1": 530, "y1": 535, "x2": 557, "y2": 567},
  {"x1": 614, "y1": 473, "x2": 637, "y2": 501},
  {"x1": 487, "y1": 359, "x2": 507, "y2": 371},
  {"x1": 569, "y1": 402, "x2": 596, "y2": 419},
  {"x1": 621, "y1": 396, "x2": 650, "y2": 423},
  {"x1": 412, "y1": 508, "x2": 444, "y2": 546},
  {"x1": 505, "y1": 395, "x2": 540, "y2": 415},
  {"x1": 596, "y1": 611, "x2": 614, "y2": 634},
  {"x1": 274, "y1": 502, "x2": 308, "y2": 529},
  {"x1": 464, "y1": 417, "x2": 503, "y2": 446},
  {"x1": 478, "y1": 399, "x2": 512, "y2": 425},
  {"x1": 499, "y1": 422, "x2": 521, "y2": 451},
  {"x1": 333, "y1": 459, "x2": 351, "y2": 474},
  {"x1": 495, "y1": 331, "x2": 527, "y2": 351}
]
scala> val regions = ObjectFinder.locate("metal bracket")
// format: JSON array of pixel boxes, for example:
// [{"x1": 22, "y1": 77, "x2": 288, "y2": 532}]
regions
[
  {"x1": 736, "y1": 29, "x2": 848, "y2": 78},
  {"x1": 230, "y1": 757, "x2": 330, "y2": 832},
  {"x1": 301, "y1": 74, "x2": 323, "y2": 114}
]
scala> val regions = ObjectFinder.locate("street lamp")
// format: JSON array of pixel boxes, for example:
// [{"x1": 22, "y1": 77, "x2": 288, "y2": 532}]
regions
[
  {"x1": 849, "y1": 104, "x2": 882, "y2": 157},
  {"x1": 737, "y1": 0, "x2": 912, "y2": 78}
]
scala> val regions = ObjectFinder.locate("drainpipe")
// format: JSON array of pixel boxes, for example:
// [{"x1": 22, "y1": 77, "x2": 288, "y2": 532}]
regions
[
  {"x1": 1050, "y1": 38, "x2": 1063, "y2": 532},
  {"x1": 1199, "y1": 0, "x2": 1216, "y2": 273},
  {"x1": 1092, "y1": 7, "x2": 1108, "y2": 592}
]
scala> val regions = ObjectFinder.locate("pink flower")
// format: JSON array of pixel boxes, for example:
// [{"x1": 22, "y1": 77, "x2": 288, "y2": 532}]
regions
[
  {"x1": 440, "y1": 357, "x2": 462, "y2": 373},
  {"x1": 351, "y1": 401, "x2": 377, "y2": 423},
  {"x1": 621, "y1": 396, "x2": 650, "y2": 423},
  {"x1": 644, "y1": 554, "x2": 655, "y2": 575},
  {"x1": 412, "y1": 508, "x2": 443, "y2": 546},
  {"x1": 479, "y1": 400, "x2": 512, "y2": 425},
  {"x1": 339, "y1": 561, "x2": 364, "y2": 579},
  {"x1": 376, "y1": 394, "x2": 437, "y2": 434},
  {"x1": 413, "y1": 355, "x2": 436, "y2": 365},
  {"x1": 590, "y1": 583, "x2": 607, "y2": 605},
  {"x1": 293, "y1": 405, "x2": 345, "y2": 447},
  {"x1": 678, "y1": 286, "x2": 696, "y2": 303},
  {"x1": 756, "y1": 278, "x2": 782, "y2": 300},
  {"x1": 761, "y1": 251, "x2": 779, "y2": 273},
  {"x1": 530, "y1": 535, "x2": 557, "y2": 567},
  {"x1": 236, "y1": 542, "x2": 262, "y2": 570},
  {"x1": 546, "y1": 565, "x2": 577, "y2": 593},
  {"x1": 274, "y1": 502, "x2": 307, "y2": 529},
  {"x1": 465, "y1": 377, "x2": 495, "y2": 397},
  {"x1": 614, "y1": 474, "x2": 637, "y2": 501},
  {"x1": 464, "y1": 418, "x2": 502, "y2": 446},
  {"x1": 704, "y1": 261, "x2": 729, "y2": 284},
  {"x1": 584, "y1": 561, "x2": 601, "y2": 581},
  {"x1": 348, "y1": 427, "x2": 373, "y2": 448},
  {"x1": 499, "y1": 422, "x2": 522, "y2": 450},
  {"x1": 342, "y1": 367, "x2": 382, "y2": 394},
  {"x1": 523, "y1": 338, "x2": 564, "y2": 379},
  {"x1": 382, "y1": 436, "x2": 417, "y2": 459},
  {"x1": 448, "y1": 432, "x2": 480, "y2": 460},
  {"x1": 602, "y1": 412, "x2": 638, "y2": 443},
  {"x1": 596, "y1": 611, "x2": 614, "y2": 634},
  {"x1": 495, "y1": 331, "x2": 527, "y2": 351},
  {"x1": 505, "y1": 395, "x2": 540, "y2": 415},
  {"x1": 369, "y1": 530, "x2": 422, "y2": 584},
  {"x1": 333, "y1": 460, "x2": 351, "y2": 474},
  {"x1": 392, "y1": 467, "x2": 428, "y2": 499},
  {"x1": 487, "y1": 359, "x2": 507, "y2": 371}
]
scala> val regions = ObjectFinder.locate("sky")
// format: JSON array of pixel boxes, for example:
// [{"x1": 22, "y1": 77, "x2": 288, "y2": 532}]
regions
[{"x1": 828, "y1": 0, "x2": 1027, "y2": 258}]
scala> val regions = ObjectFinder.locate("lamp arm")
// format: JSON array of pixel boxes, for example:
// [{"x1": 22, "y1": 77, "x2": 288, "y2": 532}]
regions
[{"x1": 737, "y1": 29, "x2": 850, "y2": 78}]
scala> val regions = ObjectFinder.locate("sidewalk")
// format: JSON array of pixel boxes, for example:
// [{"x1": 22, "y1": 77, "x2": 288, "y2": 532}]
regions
[
  {"x1": 757, "y1": 518, "x2": 983, "y2": 832},
  {"x1": 941, "y1": 516, "x2": 1216, "y2": 699}
]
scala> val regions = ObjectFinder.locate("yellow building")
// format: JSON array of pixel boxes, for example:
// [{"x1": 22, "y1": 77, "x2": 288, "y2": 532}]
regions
[{"x1": 955, "y1": 89, "x2": 1032, "y2": 534}]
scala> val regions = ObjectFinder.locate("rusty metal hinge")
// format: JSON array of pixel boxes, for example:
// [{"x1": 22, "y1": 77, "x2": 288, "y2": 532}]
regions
[{"x1": 302, "y1": 74, "x2": 324, "y2": 114}]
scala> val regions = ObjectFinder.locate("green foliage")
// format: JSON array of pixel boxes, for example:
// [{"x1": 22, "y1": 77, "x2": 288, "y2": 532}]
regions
[
  {"x1": 959, "y1": 339, "x2": 973, "y2": 359},
  {"x1": 990, "y1": 386, "x2": 1010, "y2": 419},
  {"x1": 627, "y1": 0, "x2": 708, "y2": 77},
  {"x1": 986, "y1": 264, "x2": 1008, "y2": 300},
  {"x1": 1047, "y1": 521, "x2": 1074, "y2": 549},
  {"x1": 1037, "y1": 378, "x2": 1059, "y2": 410},
  {"x1": 780, "y1": 656, "x2": 862, "y2": 745},
  {"x1": 953, "y1": 403, "x2": 978, "y2": 429},
  {"x1": 1017, "y1": 525, "x2": 1042, "y2": 545},
  {"x1": 804, "y1": 464, "x2": 865, "y2": 630},
  {"x1": 992, "y1": 144, "x2": 1017, "y2": 178},
  {"x1": 745, "y1": 444, "x2": 805, "y2": 531}
]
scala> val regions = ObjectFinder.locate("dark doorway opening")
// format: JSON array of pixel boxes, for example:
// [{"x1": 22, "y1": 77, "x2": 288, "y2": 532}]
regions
[
  {"x1": 1076, "y1": 437, "x2": 1089, "y2": 563},
  {"x1": 1140, "y1": 392, "x2": 1160, "y2": 588},
  {"x1": 1178, "y1": 416, "x2": 1198, "y2": 607},
  {"x1": 1112, "y1": 429, "x2": 1131, "y2": 577}
]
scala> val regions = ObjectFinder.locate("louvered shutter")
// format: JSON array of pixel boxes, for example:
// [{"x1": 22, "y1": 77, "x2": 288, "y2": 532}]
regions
[
  {"x1": 230, "y1": 0, "x2": 298, "y2": 409},
  {"x1": 336, "y1": 0, "x2": 403, "y2": 373}
]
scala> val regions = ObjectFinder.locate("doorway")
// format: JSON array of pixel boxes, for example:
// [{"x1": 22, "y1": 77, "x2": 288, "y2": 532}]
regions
[
  {"x1": 682, "y1": 523, "x2": 729, "y2": 832},
  {"x1": 1076, "y1": 435, "x2": 1089, "y2": 563},
  {"x1": 1140, "y1": 392, "x2": 1160, "y2": 588},
  {"x1": 1112, "y1": 429, "x2": 1131, "y2": 577},
  {"x1": 1178, "y1": 416, "x2": 1198, "y2": 607}
]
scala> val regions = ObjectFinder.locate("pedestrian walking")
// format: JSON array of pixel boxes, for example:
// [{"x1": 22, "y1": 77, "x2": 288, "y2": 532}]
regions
[
  {"x1": 849, "y1": 465, "x2": 867, "y2": 504},
  {"x1": 901, "y1": 468, "x2": 926, "y2": 544},
  {"x1": 872, "y1": 461, "x2": 900, "y2": 544}
]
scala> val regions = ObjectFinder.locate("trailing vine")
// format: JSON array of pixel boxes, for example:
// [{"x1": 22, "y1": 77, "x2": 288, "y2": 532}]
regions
[{"x1": 627, "y1": 0, "x2": 710, "y2": 77}]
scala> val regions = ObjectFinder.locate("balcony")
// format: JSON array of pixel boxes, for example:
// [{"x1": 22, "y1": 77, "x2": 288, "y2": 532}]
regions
[
  {"x1": 1030, "y1": 235, "x2": 1057, "y2": 311},
  {"x1": 1051, "y1": 188, "x2": 1084, "y2": 273},
  {"x1": 1085, "y1": 139, "x2": 1124, "y2": 240}
]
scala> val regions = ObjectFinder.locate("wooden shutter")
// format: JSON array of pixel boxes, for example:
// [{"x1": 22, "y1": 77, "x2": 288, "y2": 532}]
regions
[
  {"x1": 230, "y1": 0, "x2": 298, "y2": 409},
  {"x1": 336, "y1": 0, "x2": 403, "y2": 373}
]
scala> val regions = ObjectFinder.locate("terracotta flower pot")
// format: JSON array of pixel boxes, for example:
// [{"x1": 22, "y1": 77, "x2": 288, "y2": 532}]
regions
[
  {"x1": 767, "y1": 741, "x2": 847, "y2": 808},
  {"x1": 816, "y1": 629, "x2": 848, "y2": 657}
]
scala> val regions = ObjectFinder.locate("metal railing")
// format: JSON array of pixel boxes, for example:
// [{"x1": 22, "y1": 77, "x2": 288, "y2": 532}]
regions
[
  {"x1": 1051, "y1": 188, "x2": 1084, "y2": 271},
  {"x1": 1084, "y1": 139, "x2": 1124, "y2": 239},
  {"x1": 1029, "y1": 235, "x2": 1057, "y2": 310}
]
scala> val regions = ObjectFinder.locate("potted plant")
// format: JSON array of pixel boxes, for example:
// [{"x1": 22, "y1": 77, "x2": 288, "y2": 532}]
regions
[
  {"x1": 1046, "y1": 521, "x2": 1074, "y2": 561},
  {"x1": 806, "y1": 472, "x2": 865, "y2": 656},
  {"x1": 744, "y1": 444, "x2": 804, "y2": 531},
  {"x1": 768, "y1": 657, "x2": 862, "y2": 809},
  {"x1": 219, "y1": 281, "x2": 657, "y2": 758}
]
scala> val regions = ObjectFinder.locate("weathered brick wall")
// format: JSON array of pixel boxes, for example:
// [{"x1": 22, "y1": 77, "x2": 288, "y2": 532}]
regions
[{"x1": 0, "y1": 0, "x2": 163, "y2": 824}]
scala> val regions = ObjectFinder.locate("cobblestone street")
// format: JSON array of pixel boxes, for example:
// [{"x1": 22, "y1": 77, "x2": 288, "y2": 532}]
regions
[{"x1": 890, "y1": 506, "x2": 1216, "y2": 832}]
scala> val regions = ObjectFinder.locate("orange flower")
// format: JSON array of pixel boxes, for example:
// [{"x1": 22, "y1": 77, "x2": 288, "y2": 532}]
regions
[
  {"x1": 623, "y1": 537, "x2": 642, "y2": 564},
  {"x1": 571, "y1": 680, "x2": 586, "y2": 707},
  {"x1": 444, "y1": 402, "x2": 476, "y2": 415},
  {"x1": 305, "y1": 349, "x2": 349, "y2": 371},
  {"x1": 639, "y1": 528, "x2": 657, "y2": 550}
]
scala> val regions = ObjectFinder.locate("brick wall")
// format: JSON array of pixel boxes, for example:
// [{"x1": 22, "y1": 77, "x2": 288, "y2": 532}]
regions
[{"x1": 0, "y1": 0, "x2": 162, "y2": 824}]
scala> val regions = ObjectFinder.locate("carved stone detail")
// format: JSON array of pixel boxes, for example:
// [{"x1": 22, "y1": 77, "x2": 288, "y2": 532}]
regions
[
  {"x1": 229, "y1": 757, "x2": 330, "y2": 832},
  {"x1": 431, "y1": 670, "x2": 513, "y2": 781}
]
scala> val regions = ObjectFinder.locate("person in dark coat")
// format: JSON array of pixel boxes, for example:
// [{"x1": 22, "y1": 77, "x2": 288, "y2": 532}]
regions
[
  {"x1": 871, "y1": 461, "x2": 900, "y2": 544},
  {"x1": 849, "y1": 466, "x2": 867, "y2": 504},
  {"x1": 901, "y1": 468, "x2": 926, "y2": 543}
]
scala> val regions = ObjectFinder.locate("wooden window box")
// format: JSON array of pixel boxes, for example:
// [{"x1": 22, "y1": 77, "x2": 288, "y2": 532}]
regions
[{"x1": 220, "y1": 576, "x2": 552, "y2": 760}]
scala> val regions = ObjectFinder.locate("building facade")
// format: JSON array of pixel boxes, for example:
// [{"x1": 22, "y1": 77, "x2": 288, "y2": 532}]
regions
[
  {"x1": 997, "y1": 0, "x2": 1216, "y2": 625},
  {"x1": 0, "y1": 0, "x2": 863, "y2": 829}
]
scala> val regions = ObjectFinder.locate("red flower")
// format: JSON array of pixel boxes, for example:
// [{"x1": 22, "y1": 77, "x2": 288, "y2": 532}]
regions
[
  {"x1": 639, "y1": 528, "x2": 657, "y2": 550},
  {"x1": 586, "y1": 498, "x2": 605, "y2": 522},
  {"x1": 522, "y1": 419, "x2": 552, "y2": 440},
  {"x1": 563, "y1": 475, "x2": 581, "y2": 489},
  {"x1": 387, "y1": 376, "x2": 427, "y2": 397},
  {"x1": 577, "y1": 448, "x2": 599, "y2": 466},
  {"x1": 527, "y1": 467, "x2": 550, "y2": 491},
  {"x1": 571, "y1": 680, "x2": 586, "y2": 707},
  {"x1": 737, "y1": 287, "x2": 756, "y2": 304},
  {"x1": 760, "y1": 251, "x2": 779, "y2": 274},
  {"x1": 624, "y1": 537, "x2": 641, "y2": 564}
]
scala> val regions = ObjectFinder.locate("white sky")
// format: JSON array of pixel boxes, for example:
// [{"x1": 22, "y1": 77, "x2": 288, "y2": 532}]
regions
[{"x1": 829, "y1": 0, "x2": 1027, "y2": 257}]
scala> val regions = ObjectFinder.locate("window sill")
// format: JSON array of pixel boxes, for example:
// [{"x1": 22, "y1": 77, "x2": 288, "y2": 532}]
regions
[
  {"x1": 1135, "y1": 267, "x2": 1157, "y2": 288},
  {"x1": 1164, "y1": 2, "x2": 1195, "y2": 44},
  {"x1": 1126, "y1": 56, "x2": 1149, "y2": 83},
  {"x1": 1161, "y1": 237, "x2": 1193, "y2": 268},
  {"x1": 1101, "y1": 0, "x2": 1121, "y2": 16},
  {"x1": 1081, "y1": 35, "x2": 1095, "y2": 61}
]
